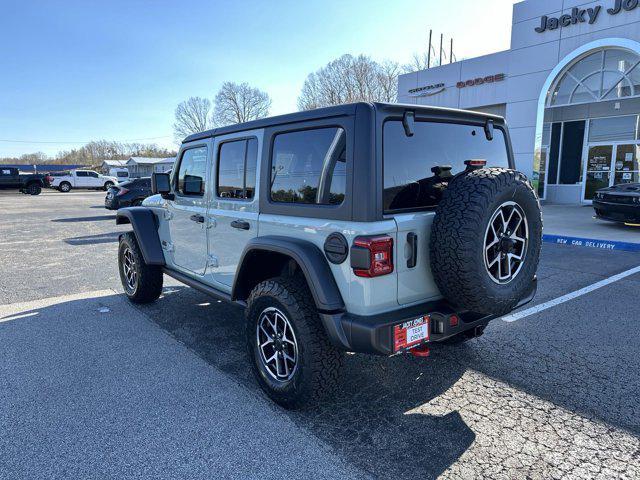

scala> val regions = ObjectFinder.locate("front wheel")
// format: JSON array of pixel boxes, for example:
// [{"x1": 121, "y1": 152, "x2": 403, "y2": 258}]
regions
[
  {"x1": 104, "y1": 181, "x2": 114, "y2": 191},
  {"x1": 118, "y1": 232, "x2": 163, "y2": 304},
  {"x1": 246, "y1": 276, "x2": 342, "y2": 409}
]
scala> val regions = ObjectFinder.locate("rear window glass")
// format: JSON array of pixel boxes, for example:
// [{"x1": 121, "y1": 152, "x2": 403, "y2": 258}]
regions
[
  {"x1": 271, "y1": 127, "x2": 346, "y2": 205},
  {"x1": 383, "y1": 121, "x2": 509, "y2": 212}
]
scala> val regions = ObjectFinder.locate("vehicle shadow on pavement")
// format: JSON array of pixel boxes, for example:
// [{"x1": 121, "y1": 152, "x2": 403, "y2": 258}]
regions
[
  {"x1": 64, "y1": 232, "x2": 122, "y2": 246},
  {"x1": 51, "y1": 215, "x2": 117, "y2": 223},
  {"x1": 139, "y1": 286, "x2": 476, "y2": 480}
]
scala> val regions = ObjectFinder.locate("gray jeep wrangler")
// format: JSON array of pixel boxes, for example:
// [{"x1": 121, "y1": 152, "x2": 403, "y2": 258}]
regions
[{"x1": 116, "y1": 102, "x2": 542, "y2": 408}]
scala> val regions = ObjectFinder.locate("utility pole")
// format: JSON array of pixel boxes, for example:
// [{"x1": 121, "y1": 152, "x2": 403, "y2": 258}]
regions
[
  {"x1": 427, "y1": 29, "x2": 432, "y2": 69},
  {"x1": 439, "y1": 33, "x2": 443, "y2": 66},
  {"x1": 450, "y1": 38, "x2": 454, "y2": 64}
]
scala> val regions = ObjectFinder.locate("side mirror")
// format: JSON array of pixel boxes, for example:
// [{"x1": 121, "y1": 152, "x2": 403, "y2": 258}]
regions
[
  {"x1": 152, "y1": 172, "x2": 172, "y2": 198},
  {"x1": 183, "y1": 174, "x2": 203, "y2": 195}
]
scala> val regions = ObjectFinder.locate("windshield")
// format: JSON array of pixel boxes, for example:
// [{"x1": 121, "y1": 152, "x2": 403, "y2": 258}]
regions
[{"x1": 383, "y1": 120, "x2": 510, "y2": 212}]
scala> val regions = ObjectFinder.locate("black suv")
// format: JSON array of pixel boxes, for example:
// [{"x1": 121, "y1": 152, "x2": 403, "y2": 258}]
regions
[{"x1": 105, "y1": 177, "x2": 151, "y2": 210}]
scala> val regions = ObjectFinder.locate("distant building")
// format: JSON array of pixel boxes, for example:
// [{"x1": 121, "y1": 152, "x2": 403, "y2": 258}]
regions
[
  {"x1": 125, "y1": 157, "x2": 175, "y2": 178},
  {"x1": 100, "y1": 159, "x2": 128, "y2": 173}
]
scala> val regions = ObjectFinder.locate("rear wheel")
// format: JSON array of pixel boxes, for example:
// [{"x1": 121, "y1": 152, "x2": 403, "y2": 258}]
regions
[
  {"x1": 104, "y1": 181, "x2": 114, "y2": 191},
  {"x1": 26, "y1": 183, "x2": 42, "y2": 195},
  {"x1": 118, "y1": 232, "x2": 163, "y2": 304},
  {"x1": 59, "y1": 182, "x2": 71, "y2": 193},
  {"x1": 246, "y1": 276, "x2": 342, "y2": 409}
]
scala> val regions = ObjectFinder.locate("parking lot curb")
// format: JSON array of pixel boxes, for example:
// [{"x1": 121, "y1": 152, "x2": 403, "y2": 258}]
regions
[{"x1": 543, "y1": 234, "x2": 640, "y2": 252}]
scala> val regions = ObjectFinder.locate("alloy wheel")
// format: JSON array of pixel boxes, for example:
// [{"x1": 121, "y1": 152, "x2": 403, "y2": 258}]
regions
[
  {"x1": 483, "y1": 201, "x2": 528, "y2": 284},
  {"x1": 256, "y1": 307, "x2": 298, "y2": 382},
  {"x1": 122, "y1": 247, "x2": 138, "y2": 292}
]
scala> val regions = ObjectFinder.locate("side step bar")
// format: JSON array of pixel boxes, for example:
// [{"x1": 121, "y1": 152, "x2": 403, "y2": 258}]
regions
[{"x1": 162, "y1": 268, "x2": 246, "y2": 308}]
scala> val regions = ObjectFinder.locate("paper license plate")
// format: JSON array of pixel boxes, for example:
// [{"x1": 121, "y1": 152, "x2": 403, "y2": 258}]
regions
[{"x1": 393, "y1": 316, "x2": 430, "y2": 352}]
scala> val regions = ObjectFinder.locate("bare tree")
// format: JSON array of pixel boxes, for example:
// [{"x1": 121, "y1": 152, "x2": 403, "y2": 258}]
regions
[
  {"x1": 213, "y1": 82, "x2": 272, "y2": 126},
  {"x1": 297, "y1": 54, "x2": 401, "y2": 110},
  {"x1": 173, "y1": 96, "x2": 213, "y2": 141}
]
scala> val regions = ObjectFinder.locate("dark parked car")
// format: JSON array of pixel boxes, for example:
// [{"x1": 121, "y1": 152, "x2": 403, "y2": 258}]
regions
[
  {"x1": 0, "y1": 167, "x2": 50, "y2": 195},
  {"x1": 593, "y1": 183, "x2": 640, "y2": 225},
  {"x1": 105, "y1": 177, "x2": 151, "y2": 210}
]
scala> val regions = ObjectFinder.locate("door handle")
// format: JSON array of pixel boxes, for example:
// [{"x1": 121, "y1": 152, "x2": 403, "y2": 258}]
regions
[
  {"x1": 407, "y1": 232, "x2": 418, "y2": 268},
  {"x1": 231, "y1": 219, "x2": 250, "y2": 230},
  {"x1": 190, "y1": 214, "x2": 205, "y2": 223}
]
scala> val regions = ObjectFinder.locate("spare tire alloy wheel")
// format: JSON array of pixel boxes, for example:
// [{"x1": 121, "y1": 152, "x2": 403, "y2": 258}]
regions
[
  {"x1": 484, "y1": 201, "x2": 528, "y2": 284},
  {"x1": 257, "y1": 307, "x2": 298, "y2": 381}
]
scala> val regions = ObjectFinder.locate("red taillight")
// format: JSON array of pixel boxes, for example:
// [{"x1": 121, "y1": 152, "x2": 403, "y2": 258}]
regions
[
  {"x1": 352, "y1": 235, "x2": 394, "y2": 277},
  {"x1": 449, "y1": 315, "x2": 460, "y2": 327},
  {"x1": 45, "y1": 175, "x2": 53, "y2": 183},
  {"x1": 116, "y1": 188, "x2": 129, "y2": 196}
]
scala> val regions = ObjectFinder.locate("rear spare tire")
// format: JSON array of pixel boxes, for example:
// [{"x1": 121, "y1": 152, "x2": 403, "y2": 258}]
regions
[{"x1": 429, "y1": 168, "x2": 542, "y2": 316}]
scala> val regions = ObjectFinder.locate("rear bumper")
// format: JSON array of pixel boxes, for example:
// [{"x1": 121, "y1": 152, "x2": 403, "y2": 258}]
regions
[
  {"x1": 593, "y1": 200, "x2": 640, "y2": 224},
  {"x1": 320, "y1": 277, "x2": 537, "y2": 356}
]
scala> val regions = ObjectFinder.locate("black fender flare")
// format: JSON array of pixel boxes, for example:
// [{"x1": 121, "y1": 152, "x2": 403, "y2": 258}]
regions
[
  {"x1": 233, "y1": 236, "x2": 345, "y2": 312},
  {"x1": 232, "y1": 236, "x2": 349, "y2": 349},
  {"x1": 116, "y1": 207, "x2": 165, "y2": 265}
]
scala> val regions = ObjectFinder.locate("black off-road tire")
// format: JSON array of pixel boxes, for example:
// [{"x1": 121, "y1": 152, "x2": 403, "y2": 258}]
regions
[
  {"x1": 26, "y1": 183, "x2": 42, "y2": 195},
  {"x1": 59, "y1": 182, "x2": 72, "y2": 193},
  {"x1": 246, "y1": 276, "x2": 343, "y2": 409},
  {"x1": 118, "y1": 232, "x2": 163, "y2": 304},
  {"x1": 430, "y1": 168, "x2": 542, "y2": 316}
]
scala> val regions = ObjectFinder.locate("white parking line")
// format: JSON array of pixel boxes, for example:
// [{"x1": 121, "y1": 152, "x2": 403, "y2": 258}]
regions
[{"x1": 502, "y1": 265, "x2": 640, "y2": 322}]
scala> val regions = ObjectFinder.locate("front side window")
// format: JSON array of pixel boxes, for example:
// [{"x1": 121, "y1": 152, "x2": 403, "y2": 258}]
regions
[
  {"x1": 177, "y1": 146, "x2": 208, "y2": 196},
  {"x1": 383, "y1": 120, "x2": 509, "y2": 212},
  {"x1": 270, "y1": 127, "x2": 346, "y2": 205},
  {"x1": 217, "y1": 138, "x2": 258, "y2": 200}
]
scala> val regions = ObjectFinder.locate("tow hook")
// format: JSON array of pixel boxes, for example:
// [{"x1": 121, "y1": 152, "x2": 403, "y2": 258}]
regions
[{"x1": 410, "y1": 344, "x2": 430, "y2": 357}]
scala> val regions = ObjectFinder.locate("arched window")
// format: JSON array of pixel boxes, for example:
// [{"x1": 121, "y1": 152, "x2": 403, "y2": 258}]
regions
[{"x1": 548, "y1": 48, "x2": 640, "y2": 107}]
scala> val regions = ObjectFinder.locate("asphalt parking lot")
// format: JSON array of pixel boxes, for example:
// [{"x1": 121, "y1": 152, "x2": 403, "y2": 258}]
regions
[{"x1": 0, "y1": 190, "x2": 639, "y2": 479}]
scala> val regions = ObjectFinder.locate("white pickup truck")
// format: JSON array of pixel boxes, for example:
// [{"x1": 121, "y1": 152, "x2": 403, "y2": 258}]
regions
[{"x1": 50, "y1": 170, "x2": 118, "y2": 193}]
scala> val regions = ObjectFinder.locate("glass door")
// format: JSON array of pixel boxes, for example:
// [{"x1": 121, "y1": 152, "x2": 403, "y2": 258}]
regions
[
  {"x1": 583, "y1": 145, "x2": 613, "y2": 201},
  {"x1": 613, "y1": 144, "x2": 640, "y2": 185}
]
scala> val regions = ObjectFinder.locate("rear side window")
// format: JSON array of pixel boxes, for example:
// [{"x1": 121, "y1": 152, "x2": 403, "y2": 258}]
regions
[
  {"x1": 383, "y1": 121, "x2": 509, "y2": 212},
  {"x1": 76, "y1": 171, "x2": 88, "y2": 177},
  {"x1": 270, "y1": 127, "x2": 346, "y2": 205},
  {"x1": 217, "y1": 138, "x2": 258, "y2": 200},
  {"x1": 177, "y1": 146, "x2": 208, "y2": 196},
  {"x1": 116, "y1": 171, "x2": 128, "y2": 178}
]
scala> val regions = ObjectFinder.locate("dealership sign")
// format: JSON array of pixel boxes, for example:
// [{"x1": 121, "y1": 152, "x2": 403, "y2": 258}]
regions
[
  {"x1": 536, "y1": 0, "x2": 638, "y2": 33},
  {"x1": 457, "y1": 73, "x2": 505, "y2": 89},
  {"x1": 408, "y1": 83, "x2": 445, "y2": 97}
]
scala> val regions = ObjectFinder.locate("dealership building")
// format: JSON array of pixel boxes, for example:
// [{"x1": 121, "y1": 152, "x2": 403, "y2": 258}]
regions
[{"x1": 398, "y1": 0, "x2": 640, "y2": 204}]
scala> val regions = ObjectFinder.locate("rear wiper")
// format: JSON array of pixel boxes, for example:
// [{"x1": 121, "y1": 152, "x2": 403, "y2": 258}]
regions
[{"x1": 484, "y1": 119, "x2": 494, "y2": 141}]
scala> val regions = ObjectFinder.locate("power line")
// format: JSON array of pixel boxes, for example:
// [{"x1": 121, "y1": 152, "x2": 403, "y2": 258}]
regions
[{"x1": 0, "y1": 135, "x2": 172, "y2": 145}]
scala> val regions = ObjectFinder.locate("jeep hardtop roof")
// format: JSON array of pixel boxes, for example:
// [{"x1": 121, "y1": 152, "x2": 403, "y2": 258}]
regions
[{"x1": 182, "y1": 102, "x2": 505, "y2": 143}]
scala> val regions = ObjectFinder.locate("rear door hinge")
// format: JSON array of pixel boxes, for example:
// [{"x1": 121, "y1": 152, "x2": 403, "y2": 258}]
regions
[
  {"x1": 161, "y1": 240, "x2": 174, "y2": 252},
  {"x1": 207, "y1": 254, "x2": 219, "y2": 268}
]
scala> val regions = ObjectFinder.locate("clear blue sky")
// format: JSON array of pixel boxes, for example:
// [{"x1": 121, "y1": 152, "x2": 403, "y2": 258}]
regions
[{"x1": 0, "y1": 0, "x2": 516, "y2": 157}]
